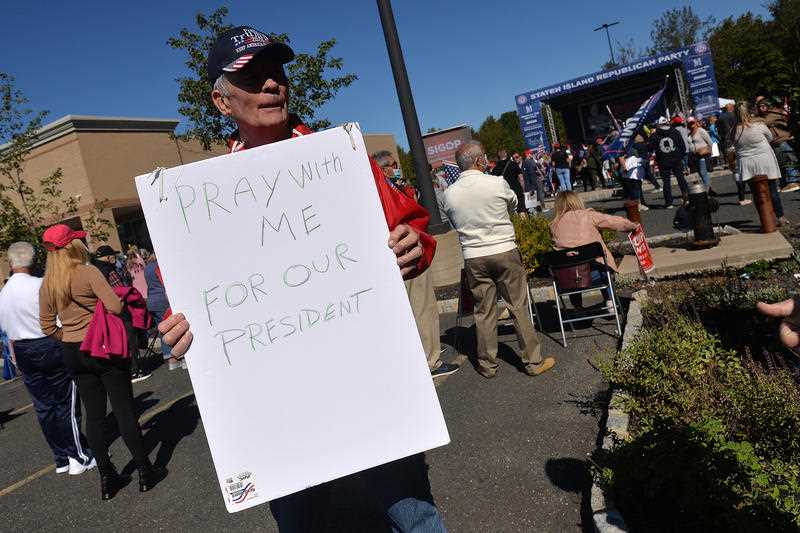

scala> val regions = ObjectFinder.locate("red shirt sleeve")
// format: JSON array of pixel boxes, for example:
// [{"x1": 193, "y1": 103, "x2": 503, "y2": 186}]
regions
[{"x1": 369, "y1": 158, "x2": 436, "y2": 276}]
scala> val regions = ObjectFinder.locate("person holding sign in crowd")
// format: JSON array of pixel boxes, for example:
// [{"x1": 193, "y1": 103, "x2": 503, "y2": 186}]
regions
[
  {"x1": 39, "y1": 225, "x2": 165, "y2": 500},
  {"x1": 156, "y1": 26, "x2": 446, "y2": 532}
]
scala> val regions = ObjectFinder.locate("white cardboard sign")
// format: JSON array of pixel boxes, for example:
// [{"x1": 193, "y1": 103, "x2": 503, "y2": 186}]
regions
[{"x1": 135, "y1": 126, "x2": 449, "y2": 513}]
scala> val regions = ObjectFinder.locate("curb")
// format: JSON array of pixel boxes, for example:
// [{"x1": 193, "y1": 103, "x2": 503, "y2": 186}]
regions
[{"x1": 591, "y1": 289, "x2": 648, "y2": 533}]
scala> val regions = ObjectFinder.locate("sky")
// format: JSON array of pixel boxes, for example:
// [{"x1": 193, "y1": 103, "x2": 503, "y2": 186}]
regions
[{"x1": 0, "y1": 0, "x2": 770, "y2": 148}]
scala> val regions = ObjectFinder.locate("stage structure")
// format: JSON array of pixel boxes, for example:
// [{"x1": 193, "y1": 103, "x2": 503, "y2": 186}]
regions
[{"x1": 515, "y1": 42, "x2": 719, "y2": 151}]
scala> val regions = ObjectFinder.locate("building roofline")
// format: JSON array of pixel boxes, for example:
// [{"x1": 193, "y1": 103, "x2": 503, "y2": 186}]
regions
[
  {"x1": 1, "y1": 114, "x2": 180, "y2": 152},
  {"x1": 421, "y1": 124, "x2": 470, "y2": 138}
]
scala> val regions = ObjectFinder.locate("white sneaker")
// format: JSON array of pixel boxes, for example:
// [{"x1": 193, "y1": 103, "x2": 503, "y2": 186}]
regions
[
  {"x1": 55, "y1": 464, "x2": 70, "y2": 474},
  {"x1": 639, "y1": 204, "x2": 650, "y2": 211},
  {"x1": 168, "y1": 358, "x2": 182, "y2": 370},
  {"x1": 68, "y1": 457, "x2": 96, "y2": 475}
]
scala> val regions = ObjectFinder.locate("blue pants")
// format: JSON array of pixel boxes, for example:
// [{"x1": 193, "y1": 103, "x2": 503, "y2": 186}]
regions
[
  {"x1": 698, "y1": 156, "x2": 709, "y2": 186},
  {"x1": 775, "y1": 141, "x2": 800, "y2": 186},
  {"x1": 13, "y1": 336, "x2": 92, "y2": 467},
  {"x1": 270, "y1": 453, "x2": 446, "y2": 532},
  {"x1": 556, "y1": 168, "x2": 572, "y2": 191}
]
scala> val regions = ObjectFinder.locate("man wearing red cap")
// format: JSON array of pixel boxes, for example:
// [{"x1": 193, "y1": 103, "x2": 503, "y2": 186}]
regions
[{"x1": 158, "y1": 26, "x2": 445, "y2": 532}]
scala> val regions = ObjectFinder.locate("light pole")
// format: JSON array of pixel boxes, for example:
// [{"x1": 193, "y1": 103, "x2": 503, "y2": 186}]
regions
[
  {"x1": 376, "y1": 0, "x2": 448, "y2": 234},
  {"x1": 594, "y1": 21, "x2": 620, "y2": 65}
]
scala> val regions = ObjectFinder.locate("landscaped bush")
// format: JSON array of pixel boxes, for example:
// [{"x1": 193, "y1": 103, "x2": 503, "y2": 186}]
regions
[
  {"x1": 596, "y1": 270, "x2": 800, "y2": 532},
  {"x1": 512, "y1": 215, "x2": 553, "y2": 273}
]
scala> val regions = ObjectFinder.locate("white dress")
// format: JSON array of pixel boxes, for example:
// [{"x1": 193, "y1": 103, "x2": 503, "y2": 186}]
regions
[{"x1": 734, "y1": 122, "x2": 781, "y2": 181}]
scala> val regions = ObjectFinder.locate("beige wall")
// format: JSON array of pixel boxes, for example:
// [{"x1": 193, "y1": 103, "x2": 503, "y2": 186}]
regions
[
  {"x1": 77, "y1": 132, "x2": 227, "y2": 210},
  {"x1": 21, "y1": 132, "x2": 95, "y2": 207},
  {"x1": 364, "y1": 133, "x2": 398, "y2": 163}
]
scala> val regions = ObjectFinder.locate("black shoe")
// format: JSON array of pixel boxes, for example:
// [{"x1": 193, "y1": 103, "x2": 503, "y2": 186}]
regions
[
  {"x1": 431, "y1": 362, "x2": 460, "y2": 378},
  {"x1": 138, "y1": 464, "x2": 167, "y2": 492},
  {"x1": 100, "y1": 470, "x2": 130, "y2": 501}
]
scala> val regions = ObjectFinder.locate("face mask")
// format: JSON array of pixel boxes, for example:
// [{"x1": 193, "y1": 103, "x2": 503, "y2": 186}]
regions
[{"x1": 392, "y1": 168, "x2": 401, "y2": 180}]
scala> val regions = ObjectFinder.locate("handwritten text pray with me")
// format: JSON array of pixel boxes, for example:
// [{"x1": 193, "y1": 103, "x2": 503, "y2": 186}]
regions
[{"x1": 172, "y1": 153, "x2": 344, "y2": 245}]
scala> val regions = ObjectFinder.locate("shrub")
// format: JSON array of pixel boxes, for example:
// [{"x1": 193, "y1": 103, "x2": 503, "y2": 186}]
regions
[
  {"x1": 596, "y1": 418, "x2": 800, "y2": 532},
  {"x1": 512, "y1": 215, "x2": 553, "y2": 273},
  {"x1": 598, "y1": 305, "x2": 800, "y2": 530}
]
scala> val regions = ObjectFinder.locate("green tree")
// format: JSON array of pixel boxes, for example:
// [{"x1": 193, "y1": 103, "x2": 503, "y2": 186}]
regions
[
  {"x1": 708, "y1": 13, "x2": 794, "y2": 102},
  {"x1": 649, "y1": 6, "x2": 715, "y2": 53},
  {"x1": 397, "y1": 144, "x2": 416, "y2": 183},
  {"x1": 476, "y1": 111, "x2": 526, "y2": 158},
  {"x1": 167, "y1": 6, "x2": 357, "y2": 150},
  {"x1": 767, "y1": 0, "x2": 800, "y2": 117},
  {"x1": 0, "y1": 73, "x2": 112, "y2": 262}
]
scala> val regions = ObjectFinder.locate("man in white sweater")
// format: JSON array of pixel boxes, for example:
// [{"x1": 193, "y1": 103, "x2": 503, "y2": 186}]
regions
[{"x1": 443, "y1": 141, "x2": 555, "y2": 378}]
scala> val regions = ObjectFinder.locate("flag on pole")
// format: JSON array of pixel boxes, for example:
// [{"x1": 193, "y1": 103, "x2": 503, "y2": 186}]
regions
[
  {"x1": 606, "y1": 105, "x2": 622, "y2": 132},
  {"x1": 441, "y1": 161, "x2": 461, "y2": 186},
  {"x1": 604, "y1": 83, "x2": 666, "y2": 159}
]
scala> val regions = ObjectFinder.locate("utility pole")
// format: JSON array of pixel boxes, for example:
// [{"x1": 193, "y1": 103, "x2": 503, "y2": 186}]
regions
[
  {"x1": 594, "y1": 21, "x2": 620, "y2": 65},
  {"x1": 376, "y1": 0, "x2": 448, "y2": 234}
]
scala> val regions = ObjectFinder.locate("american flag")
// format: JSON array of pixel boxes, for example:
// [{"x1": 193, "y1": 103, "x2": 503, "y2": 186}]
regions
[{"x1": 441, "y1": 161, "x2": 461, "y2": 186}]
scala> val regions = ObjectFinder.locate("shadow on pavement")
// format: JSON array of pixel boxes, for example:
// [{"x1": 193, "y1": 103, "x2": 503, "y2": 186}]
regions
[
  {"x1": 545, "y1": 457, "x2": 596, "y2": 533},
  {"x1": 0, "y1": 408, "x2": 25, "y2": 429},
  {"x1": 139, "y1": 395, "x2": 200, "y2": 470}
]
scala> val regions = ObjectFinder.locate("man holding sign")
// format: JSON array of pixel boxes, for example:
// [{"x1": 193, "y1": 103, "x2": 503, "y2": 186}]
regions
[{"x1": 156, "y1": 26, "x2": 446, "y2": 531}]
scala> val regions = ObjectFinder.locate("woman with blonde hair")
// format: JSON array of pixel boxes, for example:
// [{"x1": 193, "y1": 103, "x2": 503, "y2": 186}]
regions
[
  {"x1": 734, "y1": 101, "x2": 788, "y2": 225},
  {"x1": 39, "y1": 225, "x2": 164, "y2": 500},
  {"x1": 549, "y1": 192, "x2": 638, "y2": 308}
]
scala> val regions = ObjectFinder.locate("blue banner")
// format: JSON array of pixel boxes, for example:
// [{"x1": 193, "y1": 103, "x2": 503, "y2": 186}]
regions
[
  {"x1": 515, "y1": 42, "x2": 719, "y2": 151},
  {"x1": 515, "y1": 99, "x2": 550, "y2": 152},
  {"x1": 682, "y1": 42, "x2": 718, "y2": 119},
  {"x1": 603, "y1": 85, "x2": 666, "y2": 159}
]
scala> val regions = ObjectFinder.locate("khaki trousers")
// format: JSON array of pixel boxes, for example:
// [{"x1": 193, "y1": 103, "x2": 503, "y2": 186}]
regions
[
  {"x1": 464, "y1": 248, "x2": 542, "y2": 373},
  {"x1": 404, "y1": 267, "x2": 442, "y2": 370}
]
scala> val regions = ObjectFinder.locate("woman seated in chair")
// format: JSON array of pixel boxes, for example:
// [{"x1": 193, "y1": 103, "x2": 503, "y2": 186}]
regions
[{"x1": 549, "y1": 191, "x2": 638, "y2": 309}]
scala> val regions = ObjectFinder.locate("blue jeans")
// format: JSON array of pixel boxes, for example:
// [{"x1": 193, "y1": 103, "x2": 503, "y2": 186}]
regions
[
  {"x1": 556, "y1": 168, "x2": 572, "y2": 191},
  {"x1": 14, "y1": 336, "x2": 92, "y2": 467},
  {"x1": 270, "y1": 453, "x2": 446, "y2": 532},
  {"x1": 697, "y1": 156, "x2": 709, "y2": 186},
  {"x1": 148, "y1": 308, "x2": 172, "y2": 359}
]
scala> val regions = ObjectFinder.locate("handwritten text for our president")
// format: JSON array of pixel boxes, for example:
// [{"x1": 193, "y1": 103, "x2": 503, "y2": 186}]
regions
[{"x1": 167, "y1": 151, "x2": 373, "y2": 366}]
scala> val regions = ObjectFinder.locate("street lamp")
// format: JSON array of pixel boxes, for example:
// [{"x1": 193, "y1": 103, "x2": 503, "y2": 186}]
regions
[
  {"x1": 376, "y1": 0, "x2": 448, "y2": 234},
  {"x1": 594, "y1": 21, "x2": 620, "y2": 65}
]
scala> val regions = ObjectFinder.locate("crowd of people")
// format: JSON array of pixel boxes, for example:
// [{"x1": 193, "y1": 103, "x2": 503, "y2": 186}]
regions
[
  {"x1": 1, "y1": 19, "x2": 799, "y2": 532},
  {"x1": 424, "y1": 96, "x2": 798, "y2": 227},
  {"x1": 0, "y1": 232, "x2": 173, "y2": 499}
]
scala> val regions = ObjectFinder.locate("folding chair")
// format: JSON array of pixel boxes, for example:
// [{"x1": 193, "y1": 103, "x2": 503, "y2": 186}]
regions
[
  {"x1": 543, "y1": 242, "x2": 622, "y2": 347},
  {"x1": 452, "y1": 267, "x2": 542, "y2": 356}
]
